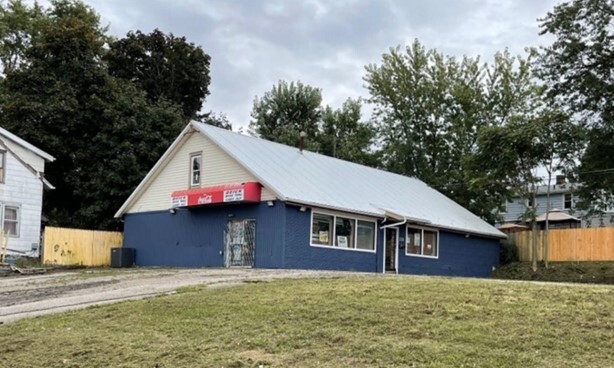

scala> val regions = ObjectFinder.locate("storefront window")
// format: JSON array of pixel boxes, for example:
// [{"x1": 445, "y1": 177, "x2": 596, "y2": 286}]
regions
[
  {"x1": 406, "y1": 227, "x2": 438, "y2": 258},
  {"x1": 310, "y1": 211, "x2": 376, "y2": 252},
  {"x1": 311, "y1": 213, "x2": 333, "y2": 245},
  {"x1": 356, "y1": 221, "x2": 375, "y2": 250},
  {"x1": 335, "y1": 217, "x2": 355, "y2": 248}
]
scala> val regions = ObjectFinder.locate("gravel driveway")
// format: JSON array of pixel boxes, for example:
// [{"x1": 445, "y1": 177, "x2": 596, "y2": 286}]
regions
[{"x1": 0, "y1": 268, "x2": 350, "y2": 324}]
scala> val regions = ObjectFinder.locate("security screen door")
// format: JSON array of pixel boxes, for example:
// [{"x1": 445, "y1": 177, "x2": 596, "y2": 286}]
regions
[{"x1": 224, "y1": 219, "x2": 256, "y2": 267}]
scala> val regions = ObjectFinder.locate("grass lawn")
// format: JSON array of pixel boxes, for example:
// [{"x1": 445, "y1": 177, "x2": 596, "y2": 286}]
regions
[{"x1": 1, "y1": 276, "x2": 613, "y2": 367}]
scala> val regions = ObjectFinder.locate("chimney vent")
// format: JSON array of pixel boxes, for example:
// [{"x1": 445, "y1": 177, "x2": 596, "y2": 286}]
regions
[{"x1": 299, "y1": 131, "x2": 306, "y2": 152}]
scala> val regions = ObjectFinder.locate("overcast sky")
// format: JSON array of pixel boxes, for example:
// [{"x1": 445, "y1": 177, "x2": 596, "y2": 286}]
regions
[{"x1": 79, "y1": 0, "x2": 561, "y2": 129}]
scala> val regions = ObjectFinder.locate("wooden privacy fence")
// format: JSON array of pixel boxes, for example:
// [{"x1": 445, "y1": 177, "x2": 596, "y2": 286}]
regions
[
  {"x1": 43, "y1": 227, "x2": 123, "y2": 266},
  {"x1": 509, "y1": 227, "x2": 614, "y2": 262}
]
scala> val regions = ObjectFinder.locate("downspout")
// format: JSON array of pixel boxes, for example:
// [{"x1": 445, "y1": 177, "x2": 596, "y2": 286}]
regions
[{"x1": 380, "y1": 217, "x2": 407, "y2": 229}]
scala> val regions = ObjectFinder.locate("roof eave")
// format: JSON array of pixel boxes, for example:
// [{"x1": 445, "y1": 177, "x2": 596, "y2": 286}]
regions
[
  {"x1": 0, "y1": 126, "x2": 55, "y2": 162},
  {"x1": 284, "y1": 199, "x2": 507, "y2": 240}
]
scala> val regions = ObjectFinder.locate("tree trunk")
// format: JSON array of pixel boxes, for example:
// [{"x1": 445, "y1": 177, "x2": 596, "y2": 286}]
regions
[
  {"x1": 544, "y1": 170, "x2": 552, "y2": 268},
  {"x1": 531, "y1": 188, "x2": 538, "y2": 273}
]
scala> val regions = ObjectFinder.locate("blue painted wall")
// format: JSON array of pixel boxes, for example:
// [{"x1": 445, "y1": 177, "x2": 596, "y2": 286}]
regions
[
  {"x1": 397, "y1": 227, "x2": 500, "y2": 277},
  {"x1": 283, "y1": 205, "x2": 382, "y2": 272},
  {"x1": 123, "y1": 201, "x2": 285, "y2": 268},
  {"x1": 123, "y1": 202, "x2": 499, "y2": 277}
]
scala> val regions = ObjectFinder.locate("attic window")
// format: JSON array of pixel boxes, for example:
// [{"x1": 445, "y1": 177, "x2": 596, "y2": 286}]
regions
[
  {"x1": 0, "y1": 150, "x2": 4, "y2": 183},
  {"x1": 190, "y1": 153, "x2": 202, "y2": 187},
  {"x1": 564, "y1": 193, "x2": 573, "y2": 209}
]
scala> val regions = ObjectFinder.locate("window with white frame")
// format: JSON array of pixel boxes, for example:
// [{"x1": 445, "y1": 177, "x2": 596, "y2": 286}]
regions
[
  {"x1": 310, "y1": 211, "x2": 376, "y2": 251},
  {"x1": 3, "y1": 205, "x2": 19, "y2": 237},
  {"x1": 406, "y1": 227, "x2": 438, "y2": 258},
  {"x1": 564, "y1": 193, "x2": 573, "y2": 209},
  {"x1": 190, "y1": 153, "x2": 202, "y2": 187}
]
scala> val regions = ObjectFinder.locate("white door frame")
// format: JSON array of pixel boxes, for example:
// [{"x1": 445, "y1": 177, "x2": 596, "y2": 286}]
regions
[{"x1": 382, "y1": 227, "x2": 399, "y2": 274}]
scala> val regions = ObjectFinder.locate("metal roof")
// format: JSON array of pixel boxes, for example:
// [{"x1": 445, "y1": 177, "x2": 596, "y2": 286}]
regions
[
  {"x1": 193, "y1": 122, "x2": 505, "y2": 239},
  {"x1": 534, "y1": 209, "x2": 580, "y2": 223}
]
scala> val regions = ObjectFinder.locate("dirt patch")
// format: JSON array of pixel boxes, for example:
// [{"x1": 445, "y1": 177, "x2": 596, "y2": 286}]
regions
[
  {"x1": 0, "y1": 268, "x2": 356, "y2": 323},
  {"x1": 0, "y1": 280, "x2": 117, "y2": 307}
]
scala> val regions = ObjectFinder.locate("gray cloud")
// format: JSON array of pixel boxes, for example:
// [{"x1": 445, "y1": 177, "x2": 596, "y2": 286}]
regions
[{"x1": 78, "y1": 0, "x2": 560, "y2": 128}]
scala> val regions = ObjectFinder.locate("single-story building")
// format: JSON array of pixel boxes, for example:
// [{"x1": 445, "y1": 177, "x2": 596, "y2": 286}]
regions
[{"x1": 115, "y1": 122, "x2": 506, "y2": 277}]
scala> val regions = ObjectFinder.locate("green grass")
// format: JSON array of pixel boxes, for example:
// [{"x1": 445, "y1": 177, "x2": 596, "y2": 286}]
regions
[
  {"x1": 493, "y1": 262, "x2": 614, "y2": 284},
  {"x1": 1, "y1": 276, "x2": 613, "y2": 367}
]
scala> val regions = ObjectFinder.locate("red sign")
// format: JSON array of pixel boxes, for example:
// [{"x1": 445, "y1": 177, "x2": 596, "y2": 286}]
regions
[{"x1": 171, "y1": 182, "x2": 262, "y2": 208}]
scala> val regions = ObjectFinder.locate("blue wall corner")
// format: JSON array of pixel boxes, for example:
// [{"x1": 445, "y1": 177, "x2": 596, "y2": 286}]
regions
[
  {"x1": 398, "y1": 228, "x2": 500, "y2": 277},
  {"x1": 123, "y1": 201, "x2": 286, "y2": 268}
]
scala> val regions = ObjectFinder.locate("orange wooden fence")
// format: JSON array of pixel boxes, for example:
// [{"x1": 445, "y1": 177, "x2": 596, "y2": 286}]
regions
[
  {"x1": 509, "y1": 227, "x2": 614, "y2": 262},
  {"x1": 43, "y1": 227, "x2": 123, "y2": 266}
]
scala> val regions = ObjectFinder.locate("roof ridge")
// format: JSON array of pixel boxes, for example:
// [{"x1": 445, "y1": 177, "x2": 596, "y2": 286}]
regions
[{"x1": 191, "y1": 121, "x2": 424, "y2": 184}]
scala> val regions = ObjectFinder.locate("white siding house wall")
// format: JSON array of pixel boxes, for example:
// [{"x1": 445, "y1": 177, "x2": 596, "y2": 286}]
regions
[
  {"x1": 502, "y1": 193, "x2": 583, "y2": 223},
  {"x1": 127, "y1": 131, "x2": 276, "y2": 214},
  {"x1": 2, "y1": 139, "x2": 46, "y2": 173},
  {"x1": 0, "y1": 150, "x2": 44, "y2": 254}
]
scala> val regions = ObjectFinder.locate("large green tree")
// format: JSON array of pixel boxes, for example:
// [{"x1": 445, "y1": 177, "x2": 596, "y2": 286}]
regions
[
  {"x1": 538, "y1": 0, "x2": 614, "y2": 211},
  {"x1": 105, "y1": 29, "x2": 211, "y2": 120},
  {"x1": 364, "y1": 40, "x2": 536, "y2": 222},
  {"x1": 320, "y1": 98, "x2": 377, "y2": 166},
  {"x1": 0, "y1": 0, "x2": 185, "y2": 229},
  {"x1": 0, "y1": 0, "x2": 44, "y2": 73},
  {"x1": 249, "y1": 80, "x2": 323, "y2": 151}
]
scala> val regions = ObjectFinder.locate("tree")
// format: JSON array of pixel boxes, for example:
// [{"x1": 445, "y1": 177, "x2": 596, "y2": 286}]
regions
[
  {"x1": 468, "y1": 119, "x2": 547, "y2": 271},
  {"x1": 249, "y1": 80, "x2": 322, "y2": 151},
  {"x1": 0, "y1": 0, "x2": 44, "y2": 73},
  {"x1": 538, "y1": 0, "x2": 614, "y2": 212},
  {"x1": 364, "y1": 40, "x2": 535, "y2": 223},
  {"x1": 197, "y1": 111, "x2": 232, "y2": 130},
  {"x1": 105, "y1": 29, "x2": 211, "y2": 120},
  {"x1": 535, "y1": 108, "x2": 584, "y2": 267},
  {"x1": 0, "y1": 0, "x2": 184, "y2": 229},
  {"x1": 320, "y1": 98, "x2": 377, "y2": 166}
]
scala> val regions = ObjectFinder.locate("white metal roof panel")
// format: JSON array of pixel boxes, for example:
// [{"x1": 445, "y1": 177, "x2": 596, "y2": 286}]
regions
[{"x1": 194, "y1": 122, "x2": 506, "y2": 239}]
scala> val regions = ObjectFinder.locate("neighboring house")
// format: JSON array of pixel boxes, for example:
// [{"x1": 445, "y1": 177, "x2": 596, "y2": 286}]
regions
[
  {"x1": 499, "y1": 176, "x2": 614, "y2": 228},
  {"x1": 116, "y1": 122, "x2": 506, "y2": 277},
  {"x1": 0, "y1": 127, "x2": 55, "y2": 256}
]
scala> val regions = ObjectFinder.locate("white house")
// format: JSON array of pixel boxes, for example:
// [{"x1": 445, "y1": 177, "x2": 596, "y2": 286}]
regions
[{"x1": 0, "y1": 127, "x2": 55, "y2": 256}]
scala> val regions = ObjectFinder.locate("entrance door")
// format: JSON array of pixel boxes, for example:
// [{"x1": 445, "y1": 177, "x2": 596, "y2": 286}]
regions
[
  {"x1": 224, "y1": 219, "x2": 256, "y2": 267},
  {"x1": 385, "y1": 228, "x2": 398, "y2": 272}
]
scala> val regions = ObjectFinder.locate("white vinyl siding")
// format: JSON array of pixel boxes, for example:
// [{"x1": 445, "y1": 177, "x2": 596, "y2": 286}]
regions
[
  {"x1": 1, "y1": 138, "x2": 46, "y2": 173},
  {"x1": 127, "y1": 131, "x2": 276, "y2": 213},
  {"x1": 0, "y1": 150, "x2": 44, "y2": 254}
]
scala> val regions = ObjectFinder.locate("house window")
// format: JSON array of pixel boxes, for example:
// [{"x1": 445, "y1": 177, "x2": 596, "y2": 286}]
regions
[
  {"x1": 356, "y1": 221, "x2": 376, "y2": 250},
  {"x1": 311, "y1": 213, "x2": 333, "y2": 246},
  {"x1": 527, "y1": 198, "x2": 533, "y2": 208},
  {"x1": 310, "y1": 211, "x2": 376, "y2": 252},
  {"x1": 190, "y1": 153, "x2": 201, "y2": 187},
  {"x1": 335, "y1": 216, "x2": 355, "y2": 248},
  {"x1": 0, "y1": 150, "x2": 5, "y2": 183},
  {"x1": 3, "y1": 206, "x2": 19, "y2": 237},
  {"x1": 406, "y1": 227, "x2": 438, "y2": 258},
  {"x1": 564, "y1": 193, "x2": 573, "y2": 209}
]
